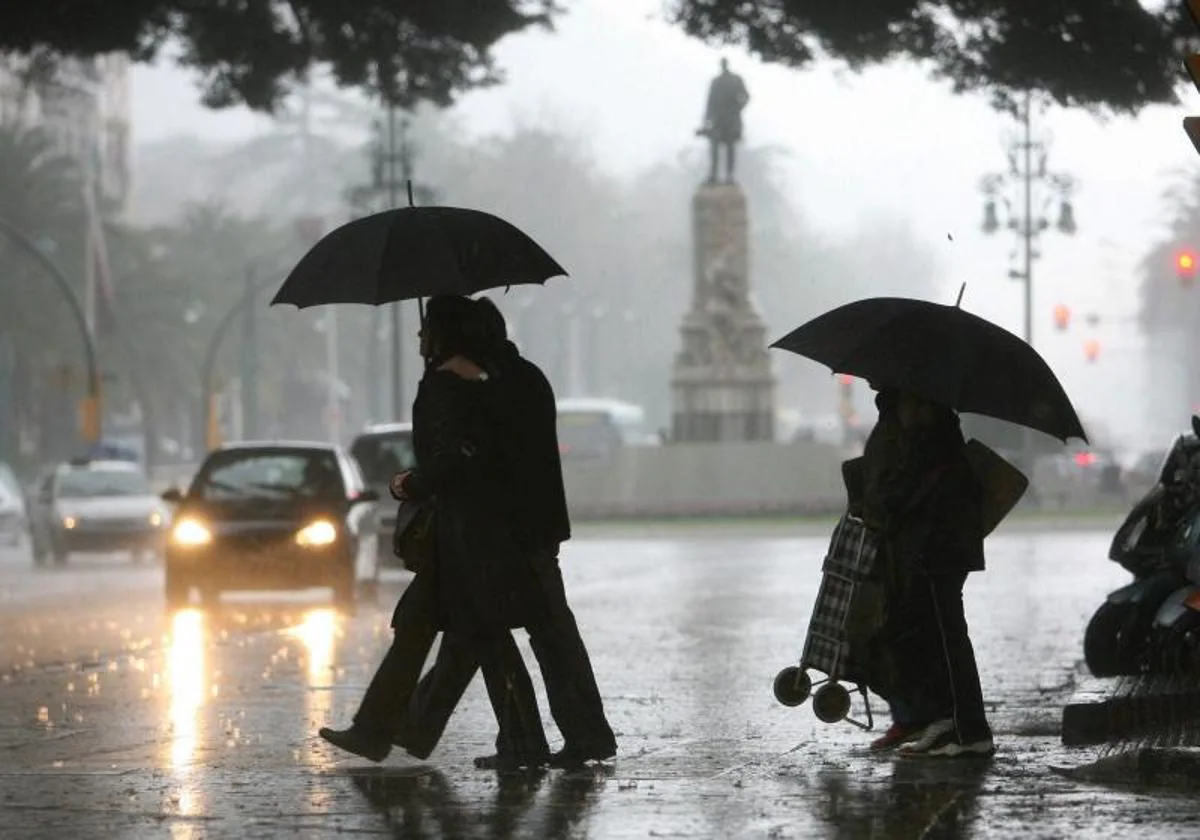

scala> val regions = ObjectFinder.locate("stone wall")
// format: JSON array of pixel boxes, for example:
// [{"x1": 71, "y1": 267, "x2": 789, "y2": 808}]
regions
[{"x1": 562, "y1": 441, "x2": 847, "y2": 519}]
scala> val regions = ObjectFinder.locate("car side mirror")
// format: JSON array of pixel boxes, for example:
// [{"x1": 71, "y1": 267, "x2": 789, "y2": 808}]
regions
[
  {"x1": 161, "y1": 487, "x2": 184, "y2": 504},
  {"x1": 352, "y1": 488, "x2": 380, "y2": 504}
]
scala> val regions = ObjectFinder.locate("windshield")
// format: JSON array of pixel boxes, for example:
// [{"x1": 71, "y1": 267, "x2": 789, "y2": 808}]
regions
[
  {"x1": 350, "y1": 434, "x2": 415, "y2": 485},
  {"x1": 57, "y1": 469, "x2": 152, "y2": 498},
  {"x1": 193, "y1": 451, "x2": 344, "y2": 501}
]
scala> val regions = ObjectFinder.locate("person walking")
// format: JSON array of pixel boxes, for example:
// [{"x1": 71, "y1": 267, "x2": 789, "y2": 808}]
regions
[
  {"x1": 321, "y1": 295, "x2": 549, "y2": 769},
  {"x1": 394, "y1": 298, "x2": 617, "y2": 769}
]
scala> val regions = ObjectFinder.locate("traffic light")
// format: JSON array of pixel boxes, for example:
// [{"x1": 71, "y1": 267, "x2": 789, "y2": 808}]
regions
[
  {"x1": 1052, "y1": 304, "x2": 1070, "y2": 332},
  {"x1": 1177, "y1": 248, "x2": 1197, "y2": 284},
  {"x1": 1083, "y1": 339, "x2": 1100, "y2": 363},
  {"x1": 1186, "y1": 0, "x2": 1200, "y2": 154}
]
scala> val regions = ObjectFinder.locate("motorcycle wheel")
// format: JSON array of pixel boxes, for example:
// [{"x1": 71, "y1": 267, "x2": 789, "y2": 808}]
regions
[{"x1": 1084, "y1": 601, "x2": 1139, "y2": 677}]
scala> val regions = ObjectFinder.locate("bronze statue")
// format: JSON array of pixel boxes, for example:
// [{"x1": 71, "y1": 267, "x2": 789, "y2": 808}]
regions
[{"x1": 697, "y1": 58, "x2": 750, "y2": 184}]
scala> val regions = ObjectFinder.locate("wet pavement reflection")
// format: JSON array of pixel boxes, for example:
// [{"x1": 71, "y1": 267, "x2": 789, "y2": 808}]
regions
[{"x1": 1, "y1": 524, "x2": 1200, "y2": 838}]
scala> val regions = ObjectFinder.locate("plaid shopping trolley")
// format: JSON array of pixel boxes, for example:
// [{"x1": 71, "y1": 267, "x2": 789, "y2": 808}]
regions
[{"x1": 772, "y1": 513, "x2": 881, "y2": 729}]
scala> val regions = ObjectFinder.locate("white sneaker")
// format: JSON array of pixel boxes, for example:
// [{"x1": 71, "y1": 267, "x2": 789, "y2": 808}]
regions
[
  {"x1": 900, "y1": 723, "x2": 997, "y2": 759},
  {"x1": 897, "y1": 720, "x2": 954, "y2": 754}
]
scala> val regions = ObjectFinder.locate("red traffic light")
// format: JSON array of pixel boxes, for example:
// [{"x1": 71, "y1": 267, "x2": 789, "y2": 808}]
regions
[
  {"x1": 1083, "y1": 339, "x2": 1100, "y2": 363},
  {"x1": 837, "y1": 374, "x2": 853, "y2": 385},
  {"x1": 1177, "y1": 249, "x2": 1197, "y2": 273},
  {"x1": 1052, "y1": 304, "x2": 1070, "y2": 331}
]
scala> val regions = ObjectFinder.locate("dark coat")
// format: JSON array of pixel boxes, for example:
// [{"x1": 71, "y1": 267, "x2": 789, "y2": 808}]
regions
[
  {"x1": 493, "y1": 341, "x2": 571, "y2": 551},
  {"x1": 860, "y1": 390, "x2": 906, "y2": 532},
  {"x1": 401, "y1": 367, "x2": 534, "y2": 633},
  {"x1": 873, "y1": 410, "x2": 986, "y2": 577}
]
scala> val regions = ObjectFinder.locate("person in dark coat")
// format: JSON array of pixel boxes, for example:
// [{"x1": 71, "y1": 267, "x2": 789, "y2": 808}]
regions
[
  {"x1": 873, "y1": 391, "x2": 994, "y2": 758},
  {"x1": 855, "y1": 387, "x2": 932, "y2": 752},
  {"x1": 320, "y1": 295, "x2": 549, "y2": 769},
  {"x1": 394, "y1": 297, "x2": 617, "y2": 769}
]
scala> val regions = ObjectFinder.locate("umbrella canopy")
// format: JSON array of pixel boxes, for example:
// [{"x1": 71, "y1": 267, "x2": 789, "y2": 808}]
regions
[
  {"x1": 772, "y1": 296, "x2": 1087, "y2": 443},
  {"x1": 271, "y1": 206, "x2": 568, "y2": 308}
]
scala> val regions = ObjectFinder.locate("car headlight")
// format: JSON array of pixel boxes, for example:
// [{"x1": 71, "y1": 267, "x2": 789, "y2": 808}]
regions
[
  {"x1": 172, "y1": 518, "x2": 212, "y2": 546},
  {"x1": 149, "y1": 511, "x2": 164, "y2": 528},
  {"x1": 295, "y1": 519, "x2": 337, "y2": 547},
  {"x1": 62, "y1": 515, "x2": 78, "y2": 530}
]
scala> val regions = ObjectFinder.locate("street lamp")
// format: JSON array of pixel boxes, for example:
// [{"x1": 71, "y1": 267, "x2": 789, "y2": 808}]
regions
[{"x1": 979, "y1": 91, "x2": 1079, "y2": 348}]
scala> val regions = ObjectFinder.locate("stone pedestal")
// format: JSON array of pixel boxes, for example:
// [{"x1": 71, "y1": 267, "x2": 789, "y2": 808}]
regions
[{"x1": 671, "y1": 183, "x2": 775, "y2": 442}]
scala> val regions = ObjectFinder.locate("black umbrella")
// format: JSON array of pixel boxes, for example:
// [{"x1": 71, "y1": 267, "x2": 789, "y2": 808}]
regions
[
  {"x1": 270, "y1": 206, "x2": 568, "y2": 308},
  {"x1": 771, "y1": 295, "x2": 1087, "y2": 443}
]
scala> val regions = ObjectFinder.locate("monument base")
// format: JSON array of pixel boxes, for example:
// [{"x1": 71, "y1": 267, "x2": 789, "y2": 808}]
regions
[{"x1": 670, "y1": 182, "x2": 776, "y2": 443}]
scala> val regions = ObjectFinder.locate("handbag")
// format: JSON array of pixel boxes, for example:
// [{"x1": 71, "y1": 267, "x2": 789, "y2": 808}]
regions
[
  {"x1": 964, "y1": 439, "x2": 1029, "y2": 537},
  {"x1": 392, "y1": 499, "x2": 437, "y2": 573}
]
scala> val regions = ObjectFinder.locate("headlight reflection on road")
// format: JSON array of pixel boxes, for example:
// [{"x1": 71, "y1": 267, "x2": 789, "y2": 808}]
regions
[
  {"x1": 285, "y1": 608, "x2": 337, "y2": 685},
  {"x1": 284, "y1": 609, "x2": 338, "y2": 774},
  {"x1": 166, "y1": 608, "x2": 206, "y2": 818}
]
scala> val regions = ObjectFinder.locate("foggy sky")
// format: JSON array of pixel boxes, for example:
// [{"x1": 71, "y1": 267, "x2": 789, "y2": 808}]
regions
[{"x1": 127, "y1": 0, "x2": 1199, "y2": 450}]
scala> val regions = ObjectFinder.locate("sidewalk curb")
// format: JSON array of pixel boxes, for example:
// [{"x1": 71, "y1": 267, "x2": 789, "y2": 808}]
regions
[
  {"x1": 1055, "y1": 747, "x2": 1200, "y2": 790},
  {"x1": 1062, "y1": 676, "x2": 1200, "y2": 746}
]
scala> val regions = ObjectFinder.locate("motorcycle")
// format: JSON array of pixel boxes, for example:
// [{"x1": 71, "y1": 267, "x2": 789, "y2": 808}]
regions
[
  {"x1": 1082, "y1": 418, "x2": 1200, "y2": 677},
  {"x1": 1147, "y1": 508, "x2": 1200, "y2": 674}
]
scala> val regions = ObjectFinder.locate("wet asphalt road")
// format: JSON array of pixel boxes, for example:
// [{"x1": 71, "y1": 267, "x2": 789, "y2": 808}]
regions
[{"x1": 0, "y1": 521, "x2": 1198, "y2": 839}]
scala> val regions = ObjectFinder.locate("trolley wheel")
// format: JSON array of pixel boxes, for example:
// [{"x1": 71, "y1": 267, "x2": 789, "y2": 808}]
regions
[
  {"x1": 813, "y1": 682, "x2": 852, "y2": 723},
  {"x1": 773, "y1": 667, "x2": 812, "y2": 707}
]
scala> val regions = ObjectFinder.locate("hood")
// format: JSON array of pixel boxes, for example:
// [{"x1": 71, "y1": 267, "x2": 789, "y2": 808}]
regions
[
  {"x1": 184, "y1": 497, "x2": 342, "y2": 524},
  {"x1": 56, "y1": 495, "x2": 163, "y2": 520}
]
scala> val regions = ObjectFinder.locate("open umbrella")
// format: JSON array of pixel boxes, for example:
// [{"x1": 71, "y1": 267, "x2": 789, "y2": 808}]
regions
[
  {"x1": 270, "y1": 206, "x2": 568, "y2": 308},
  {"x1": 771, "y1": 295, "x2": 1087, "y2": 443}
]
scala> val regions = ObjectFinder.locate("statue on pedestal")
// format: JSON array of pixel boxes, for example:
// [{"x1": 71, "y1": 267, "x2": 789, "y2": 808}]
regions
[{"x1": 696, "y1": 58, "x2": 750, "y2": 185}]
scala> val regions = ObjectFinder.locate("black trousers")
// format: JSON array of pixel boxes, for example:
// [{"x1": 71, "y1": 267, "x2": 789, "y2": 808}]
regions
[
  {"x1": 398, "y1": 547, "x2": 616, "y2": 758},
  {"x1": 354, "y1": 570, "x2": 548, "y2": 759},
  {"x1": 894, "y1": 572, "x2": 991, "y2": 742}
]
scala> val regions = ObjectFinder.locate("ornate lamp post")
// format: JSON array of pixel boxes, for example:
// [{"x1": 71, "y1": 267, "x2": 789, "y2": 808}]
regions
[{"x1": 979, "y1": 91, "x2": 1079, "y2": 348}]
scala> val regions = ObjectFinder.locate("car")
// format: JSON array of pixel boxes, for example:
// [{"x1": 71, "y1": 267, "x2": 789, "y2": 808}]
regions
[
  {"x1": 1030, "y1": 448, "x2": 1123, "y2": 509},
  {"x1": 161, "y1": 441, "x2": 380, "y2": 608},
  {"x1": 348, "y1": 423, "x2": 415, "y2": 568},
  {"x1": 0, "y1": 480, "x2": 25, "y2": 546},
  {"x1": 27, "y1": 459, "x2": 170, "y2": 566}
]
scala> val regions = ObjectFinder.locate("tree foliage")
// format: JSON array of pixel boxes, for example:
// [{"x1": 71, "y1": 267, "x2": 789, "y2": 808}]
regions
[
  {"x1": 0, "y1": 1, "x2": 559, "y2": 110},
  {"x1": 3, "y1": 2, "x2": 1193, "y2": 115},
  {"x1": 670, "y1": 0, "x2": 1193, "y2": 114}
]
